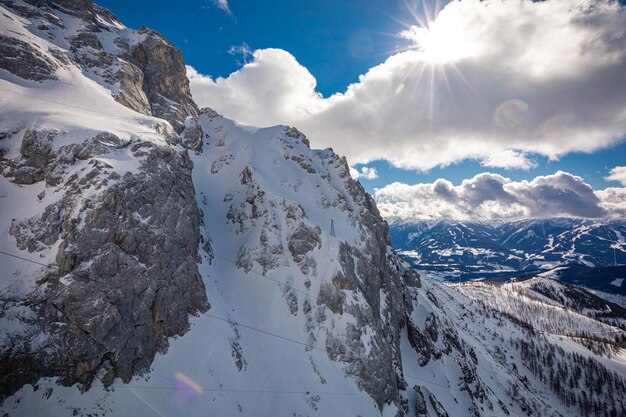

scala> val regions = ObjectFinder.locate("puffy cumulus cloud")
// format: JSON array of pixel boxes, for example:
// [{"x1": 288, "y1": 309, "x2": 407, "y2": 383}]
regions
[
  {"x1": 596, "y1": 187, "x2": 626, "y2": 218},
  {"x1": 188, "y1": 0, "x2": 626, "y2": 171},
  {"x1": 374, "y1": 171, "x2": 625, "y2": 221},
  {"x1": 186, "y1": 49, "x2": 325, "y2": 126},
  {"x1": 605, "y1": 166, "x2": 626, "y2": 186},
  {"x1": 350, "y1": 166, "x2": 379, "y2": 180}
]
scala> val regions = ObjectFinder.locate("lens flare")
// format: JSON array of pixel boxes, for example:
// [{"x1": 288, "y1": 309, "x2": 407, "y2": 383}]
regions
[
  {"x1": 494, "y1": 99, "x2": 529, "y2": 128},
  {"x1": 540, "y1": 114, "x2": 576, "y2": 139},
  {"x1": 174, "y1": 371, "x2": 204, "y2": 395}
]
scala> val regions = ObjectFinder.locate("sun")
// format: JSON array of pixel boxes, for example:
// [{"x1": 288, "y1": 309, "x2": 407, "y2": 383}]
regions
[
  {"x1": 399, "y1": 2, "x2": 481, "y2": 64},
  {"x1": 385, "y1": 0, "x2": 489, "y2": 127},
  {"x1": 401, "y1": 22, "x2": 478, "y2": 64}
]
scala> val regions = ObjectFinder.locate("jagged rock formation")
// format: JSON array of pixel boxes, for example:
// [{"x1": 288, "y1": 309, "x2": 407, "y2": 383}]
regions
[
  {"x1": 194, "y1": 112, "x2": 410, "y2": 410},
  {"x1": 128, "y1": 25, "x2": 198, "y2": 132},
  {"x1": 0, "y1": 0, "x2": 208, "y2": 399},
  {"x1": 0, "y1": 0, "x2": 197, "y2": 132}
]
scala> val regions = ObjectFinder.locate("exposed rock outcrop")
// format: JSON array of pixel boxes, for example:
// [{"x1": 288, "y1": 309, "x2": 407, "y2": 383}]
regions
[
  {"x1": 2, "y1": 131, "x2": 209, "y2": 398},
  {"x1": 0, "y1": 0, "x2": 207, "y2": 399},
  {"x1": 0, "y1": 34, "x2": 58, "y2": 81},
  {"x1": 1, "y1": 0, "x2": 199, "y2": 133},
  {"x1": 129, "y1": 26, "x2": 198, "y2": 132}
]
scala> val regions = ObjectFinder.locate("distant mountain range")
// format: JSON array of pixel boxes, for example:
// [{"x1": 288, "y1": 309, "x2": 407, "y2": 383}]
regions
[{"x1": 390, "y1": 218, "x2": 626, "y2": 279}]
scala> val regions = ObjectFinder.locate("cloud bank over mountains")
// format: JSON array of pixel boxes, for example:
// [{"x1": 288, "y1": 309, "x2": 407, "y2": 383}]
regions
[
  {"x1": 374, "y1": 171, "x2": 626, "y2": 221},
  {"x1": 187, "y1": 0, "x2": 626, "y2": 221},
  {"x1": 188, "y1": 0, "x2": 626, "y2": 172}
]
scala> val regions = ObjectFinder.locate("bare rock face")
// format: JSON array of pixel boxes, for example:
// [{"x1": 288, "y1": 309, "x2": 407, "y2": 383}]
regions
[
  {"x1": 288, "y1": 224, "x2": 321, "y2": 262},
  {"x1": 406, "y1": 315, "x2": 440, "y2": 367},
  {"x1": 181, "y1": 116, "x2": 204, "y2": 152},
  {"x1": 1, "y1": 127, "x2": 209, "y2": 398},
  {"x1": 426, "y1": 387, "x2": 450, "y2": 417},
  {"x1": 0, "y1": 34, "x2": 58, "y2": 81},
  {"x1": 1, "y1": 0, "x2": 199, "y2": 135},
  {"x1": 50, "y1": 145, "x2": 208, "y2": 378},
  {"x1": 414, "y1": 386, "x2": 429, "y2": 417},
  {"x1": 0, "y1": 132, "x2": 209, "y2": 394},
  {"x1": 7, "y1": 129, "x2": 131, "y2": 186},
  {"x1": 316, "y1": 281, "x2": 346, "y2": 314},
  {"x1": 312, "y1": 152, "x2": 410, "y2": 409},
  {"x1": 112, "y1": 61, "x2": 152, "y2": 116},
  {"x1": 129, "y1": 27, "x2": 199, "y2": 132}
]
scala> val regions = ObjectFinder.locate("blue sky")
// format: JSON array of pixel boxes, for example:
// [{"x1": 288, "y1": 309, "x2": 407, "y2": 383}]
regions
[{"x1": 98, "y1": 0, "x2": 626, "y2": 220}]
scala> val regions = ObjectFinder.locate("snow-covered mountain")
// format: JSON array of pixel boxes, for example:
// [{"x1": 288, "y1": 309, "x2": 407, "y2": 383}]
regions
[
  {"x1": 0, "y1": 0, "x2": 207, "y2": 399},
  {"x1": 390, "y1": 219, "x2": 626, "y2": 278},
  {"x1": 1, "y1": 1, "x2": 625, "y2": 417}
]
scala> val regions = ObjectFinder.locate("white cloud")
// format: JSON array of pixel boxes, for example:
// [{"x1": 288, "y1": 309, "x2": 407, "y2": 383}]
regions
[
  {"x1": 201, "y1": 0, "x2": 231, "y2": 14},
  {"x1": 360, "y1": 166, "x2": 379, "y2": 180},
  {"x1": 596, "y1": 187, "x2": 626, "y2": 219},
  {"x1": 228, "y1": 42, "x2": 252, "y2": 64},
  {"x1": 350, "y1": 166, "x2": 379, "y2": 180},
  {"x1": 605, "y1": 166, "x2": 626, "y2": 186},
  {"x1": 215, "y1": 0, "x2": 231, "y2": 14},
  {"x1": 188, "y1": 0, "x2": 626, "y2": 171},
  {"x1": 186, "y1": 49, "x2": 325, "y2": 126},
  {"x1": 374, "y1": 171, "x2": 625, "y2": 221}
]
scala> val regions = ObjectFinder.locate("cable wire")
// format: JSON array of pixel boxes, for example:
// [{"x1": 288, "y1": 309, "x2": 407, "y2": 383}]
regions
[
  {"x1": 33, "y1": 382, "x2": 362, "y2": 395},
  {"x1": 201, "y1": 312, "x2": 324, "y2": 352},
  {"x1": 0, "y1": 249, "x2": 58, "y2": 269}
]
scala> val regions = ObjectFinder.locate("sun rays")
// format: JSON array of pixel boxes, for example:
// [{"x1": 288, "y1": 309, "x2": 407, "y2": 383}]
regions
[{"x1": 385, "y1": 0, "x2": 491, "y2": 127}]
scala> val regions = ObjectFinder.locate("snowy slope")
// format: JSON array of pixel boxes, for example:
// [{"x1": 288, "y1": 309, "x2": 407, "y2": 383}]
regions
[
  {"x1": 454, "y1": 277, "x2": 626, "y2": 348},
  {"x1": 0, "y1": 104, "x2": 404, "y2": 416},
  {"x1": 4, "y1": 108, "x2": 626, "y2": 417},
  {"x1": 405, "y1": 276, "x2": 626, "y2": 417}
]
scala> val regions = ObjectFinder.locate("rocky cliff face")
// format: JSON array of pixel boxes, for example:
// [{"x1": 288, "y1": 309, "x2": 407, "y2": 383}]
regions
[
  {"x1": 0, "y1": 0, "x2": 207, "y2": 398},
  {"x1": 128, "y1": 26, "x2": 198, "y2": 132},
  {"x1": 0, "y1": 0, "x2": 198, "y2": 132},
  {"x1": 192, "y1": 109, "x2": 415, "y2": 411}
]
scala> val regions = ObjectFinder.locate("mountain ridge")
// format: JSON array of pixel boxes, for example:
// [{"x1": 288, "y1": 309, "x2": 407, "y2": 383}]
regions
[{"x1": 390, "y1": 218, "x2": 626, "y2": 278}]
